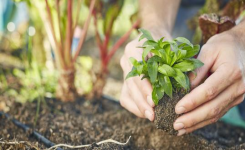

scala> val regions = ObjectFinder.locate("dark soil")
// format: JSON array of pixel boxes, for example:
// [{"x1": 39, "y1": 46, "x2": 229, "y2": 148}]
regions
[
  {"x1": 154, "y1": 90, "x2": 186, "y2": 135},
  {"x1": 1, "y1": 97, "x2": 245, "y2": 150}
]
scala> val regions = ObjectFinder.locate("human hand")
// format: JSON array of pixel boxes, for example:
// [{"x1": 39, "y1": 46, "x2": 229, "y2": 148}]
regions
[
  {"x1": 120, "y1": 29, "x2": 171, "y2": 121},
  {"x1": 174, "y1": 30, "x2": 245, "y2": 136}
]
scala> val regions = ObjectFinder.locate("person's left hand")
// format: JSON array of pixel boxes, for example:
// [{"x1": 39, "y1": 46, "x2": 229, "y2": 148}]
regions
[{"x1": 173, "y1": 30, "x2": 245, "y2": 136}]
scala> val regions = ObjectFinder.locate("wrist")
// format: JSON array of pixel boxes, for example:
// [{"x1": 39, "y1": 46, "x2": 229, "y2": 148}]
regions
[{"x1": 141, "y1": 26, "x2": 172, "y2": 40}]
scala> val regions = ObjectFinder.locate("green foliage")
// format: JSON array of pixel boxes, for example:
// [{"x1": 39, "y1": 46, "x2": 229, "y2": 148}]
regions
[
  {"x1": 7, "y1": 62, "x2": 57, "y2": 103},
  {"x1": 126, "y1": 29, "x2": 204, "y2": 105}
]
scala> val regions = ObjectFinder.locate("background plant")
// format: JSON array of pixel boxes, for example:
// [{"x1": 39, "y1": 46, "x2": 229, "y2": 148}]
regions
[
  {"x1": 85, "y1": 0, "x2": 140, "y2": 98},
  {"x1": 126, "y1": 29, "x2": 204, "y2": 105}
]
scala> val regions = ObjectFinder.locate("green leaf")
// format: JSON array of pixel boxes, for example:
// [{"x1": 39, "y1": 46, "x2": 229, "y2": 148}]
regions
[
  {"x1": 184, "y1": 45, "x2": 200, "y2": 58},
  {"x1": 158, "y1": 64, "x2": 176, "y2": 77},
  {"x1": 143, "y1": 40, "x2": 157, "y2": 47},
  {"x1": 152, "y1": 85, "x2": 164, "y2": 105},
  {"x1": 138, "y1": 29, "x2": 154, "y2": 41},
  {"x1": 173, "y1": 60, "x2": 195, "y2": 72},
  {"x1": 173, "y1": 69, "x2": 189, "y2": 89},
  {"x1": 125, "y1": 67, "x2": 138, "y2": 79},
  {"x1": 129, "y1": 57, "x2": 138, "y2": 67},
  {"x1": 147, "y1": 55, "x2": 163, "y2": 64},
  {"x1": 169, "y1": 41, "x2": 178, "y2": 53},
  {"x1": 142, "y1": 46, "x2": 153, "y2": 63},
  {"x1": 171, "y1": 49, "x2": 187, "y2": 66},
  {"x1": 147, "y1": 61, "x2": 158, "y2": 83},
  {"x1": 159, "y1": 75, "x2": 172, "y2": 98},
  {"x1": 174, "y1": 37, "x2": 193, "y2": 48},
  {"x1": 189, "y1": 58, "x2": 204, "y2": 68}
]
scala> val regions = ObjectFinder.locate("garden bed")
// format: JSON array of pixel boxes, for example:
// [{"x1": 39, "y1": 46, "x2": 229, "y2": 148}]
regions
[{"x1": 1, "y1": 97, "x2": 245, "y2": 150}]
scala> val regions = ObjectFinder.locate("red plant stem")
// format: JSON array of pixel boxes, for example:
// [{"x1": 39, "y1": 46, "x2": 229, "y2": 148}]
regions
[
  {"x1": 104, "y1": 19, "x2": 140, "y2": 66},
  {"x1": 55, "y1": 0, "x2": 63, "y2": 46},
  {"x1": 93, "y1": 14, "x2": 104, "y2": 57},
  {"x1": 45, "y1": 0, "x2": 65, "y2": 69},
  {"x1": 73, "y1": 0, "x2": 82, "y2": 32},
  {"x1": 64, "y1": 0, "x2": 73, "y2": 66},
  {"x1": 73, "y1": 0, "x2": 96, "y2": 63}
]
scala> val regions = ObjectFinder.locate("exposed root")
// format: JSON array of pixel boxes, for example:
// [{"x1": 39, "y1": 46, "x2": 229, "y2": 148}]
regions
[
  {"x1": 0, "y1": 140, "x2": 39, "y2": 150},
  {"x1": 47, "y1": 136, "x2": 131, "y2": 150}
]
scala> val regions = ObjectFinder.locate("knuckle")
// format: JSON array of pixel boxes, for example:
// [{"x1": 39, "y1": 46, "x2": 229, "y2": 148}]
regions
[
  {"x1": 189, "y1": 98, "x2": 197, "y2": 108},
  {"x1": 205, "y1": 86, "x2": 217, "y2": 100},
  {"x1": 210, "y1": 116, "x2": 220, "y2": 124},
  {"x1": 189, "y1": 118, "x2": 197, "y2": 127},
  {"x1": 230, "y1": 66, "x2": 242, "y2": 80},
  {"x1": 209, "y1": 107, "x2": 221, "y2": 118}
]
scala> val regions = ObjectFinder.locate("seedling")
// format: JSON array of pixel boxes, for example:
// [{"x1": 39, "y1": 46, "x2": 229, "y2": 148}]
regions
[{"x1": 126, "y1": 29, "x2": 204, "y2": 105}]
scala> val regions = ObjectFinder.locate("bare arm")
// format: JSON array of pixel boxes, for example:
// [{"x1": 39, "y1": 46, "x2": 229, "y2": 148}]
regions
[{"x1": 139, "y1": 0, "x2": 181, "y2": 38}]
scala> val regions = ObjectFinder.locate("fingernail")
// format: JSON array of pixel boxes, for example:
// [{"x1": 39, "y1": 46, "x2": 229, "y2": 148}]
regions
[
  {"x1": 176, "y1": 106, "x2": 186, "y2": 114},
  {"x1": 145, "y1": 110, "x2": 154, "y2": 121},
  {"x1": 147, "y1": 95, "x2": 155, "y2": 107},
  {"x1": 177, "y1": 129, "x2": 186, "y2": 136},
  {"x1": 174, "y1": 123, "x2": 184, "y2": 130}
]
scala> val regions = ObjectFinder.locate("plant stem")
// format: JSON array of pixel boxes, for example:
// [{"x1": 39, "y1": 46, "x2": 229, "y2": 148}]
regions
[
  {"x1": 64, "y1": 0, "x2": 73, "y2": 66},
  {"x1": 44, "y1": 0, "x2": 65, "y2": 69},
  {"x1": 73, "y1": 0, "x2": 82, "y2": 32},
  {"x1": 55, "y1": 0, "x2": 63, "y2": 46},
  {"x1": 105, "y1": 19, "x2": 140, "y2": 65},
  {"x1": 73, "y1": 0, "x2": 96, "y2": 63}
]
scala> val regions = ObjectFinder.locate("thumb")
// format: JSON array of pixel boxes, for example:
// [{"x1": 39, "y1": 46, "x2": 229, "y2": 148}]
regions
[{"x1": 189, "y1": 44, "x2": 218, "y2": 89}]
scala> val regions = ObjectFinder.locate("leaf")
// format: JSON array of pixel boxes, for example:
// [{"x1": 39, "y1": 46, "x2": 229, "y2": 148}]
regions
[
  {"x1": 152, "y1": 85, "x2": 164, "y2": 105},
  {"x1": 142, "y1": 46, "x2": 153, "y2": 63},
  {"x1": 173, "y1": 69, "x2": 189, "y2": 89},
  {"x1": 174, "y1": 37, "x2": 193, "y2": 48},
  {"x1": 129, "y1": 57, "x2": 138, "y2": 67},
  {"x1": 173, "y1": 59, "x2": 204, "y2": 72},
  {"x1": 138, "y1": 29, "x2": 154, "y2": 41},
  {"x1": 158, "y1": 64, "x2": 176, "y2": 77},
  {"x1": 173, "y1": 60, "x2": 195, "y2": 72},
  {"x1": 125, "y1": 67, "x2": 138, "y2": 79},
  {"x1": 171, "y1": 49, "x2": 187, "y2": 66},
  {"x1": 184, "y1": 45, "x2": 200, "y2": 58},
  {"x1": 143, "y1": 40, "x2": 157, "y2": 47},
  {"x1": 159, "y1": 75, "x2": 172, "y2": 98},
  {"x1": 189, "y1": 58, "x2": 204, "y2": 68},
  {"x1": 147, "y1": 55, "x2": 163, "y2": 64},
  {"x1": 147, "y1": 61, "x2": 158, "y2": 83},
  {"x1": 169, "y1": 41, "x2": 178, "y2": 53}
]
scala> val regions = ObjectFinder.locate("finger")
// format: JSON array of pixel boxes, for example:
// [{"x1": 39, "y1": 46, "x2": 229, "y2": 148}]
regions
[
  {"x1": 134, "y1": 77, "x2": 154, "y2": 107},
  {"x1": 176, "y1": 64, "x2": 241, "y2": 114},
  {"x1": 178, "y1": 95, "x2": 244, "y2": 136},
  {"x1": 126, "y1": 79, "x2": 154, "y2": 121},
  {"x1": 174, "y1": 80, "x2": 243, "y2": 131},
  {"x1": 120, "y1": 84, "x2": 144, "y2": 118},
  {"x1": 189, "y1": 44, "x2": 219, "y2": 88}
]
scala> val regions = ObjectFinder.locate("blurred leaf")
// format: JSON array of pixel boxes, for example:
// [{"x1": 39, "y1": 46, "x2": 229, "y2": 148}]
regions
[
  {"x1": 138, "y1": 28, "x2": 154, "y2": 41},
  {"x1": 159, "y1": 74, "x2": 172, "y2": 98}
]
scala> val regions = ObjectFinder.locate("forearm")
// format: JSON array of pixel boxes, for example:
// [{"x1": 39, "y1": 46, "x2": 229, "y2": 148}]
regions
[{"x1": 139, "y1": 0, "x2": 181, "y2": 38}]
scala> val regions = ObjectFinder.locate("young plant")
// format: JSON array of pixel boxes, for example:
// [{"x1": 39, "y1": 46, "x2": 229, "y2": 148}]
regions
[
  {"x1": 86, "y1": 0, "x2": 140, "y2": 98},
  {"x1": 126, "y1": 29, "x2": 204, "y2": 105}
]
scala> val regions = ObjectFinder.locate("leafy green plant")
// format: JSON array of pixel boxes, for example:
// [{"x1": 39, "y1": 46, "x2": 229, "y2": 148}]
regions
[{"x1": 126, "y1": 29, "x2": 204, "y2": 105}]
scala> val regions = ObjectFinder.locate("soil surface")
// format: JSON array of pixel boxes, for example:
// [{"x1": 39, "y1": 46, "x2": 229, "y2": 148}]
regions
[
  {"x1": 154, "y1": 90, "x2": 186, "y2": 135},
  {"x1": 1, "y1": 97, "x2": 245, "y2": 150}
]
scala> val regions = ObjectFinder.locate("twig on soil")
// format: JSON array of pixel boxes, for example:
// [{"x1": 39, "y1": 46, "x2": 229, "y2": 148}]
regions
[
  {"x1": 46, "y1": 136, "x2": 131, "y2": 150},
  {"x1": 0, "y1": 140, "x2": 39, "y2": 150}
]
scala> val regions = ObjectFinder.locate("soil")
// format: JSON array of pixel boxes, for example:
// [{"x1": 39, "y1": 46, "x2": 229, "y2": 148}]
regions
[
  {"x1": 154, "y1": 90, "x2": 186, "y2": 135},
  {"x1": 1, "y1": 97, "x2": 245, "y2": 150}
]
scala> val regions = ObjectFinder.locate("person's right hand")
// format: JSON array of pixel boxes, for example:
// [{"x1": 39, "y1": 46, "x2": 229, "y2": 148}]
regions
[{"x1": 120, "y1": 30, "x2": 171, "y2": 121}]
